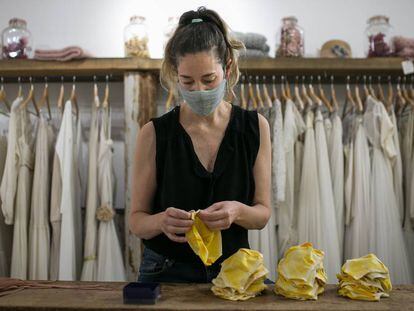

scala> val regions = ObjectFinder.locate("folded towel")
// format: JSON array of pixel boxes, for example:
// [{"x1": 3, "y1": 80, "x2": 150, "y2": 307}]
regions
[
  {"x1": 34, "y1": 46, "x2": 93, "y2": 61},
  {"x1": 239, "y1": 49, "x2": 270, "y2": 59},
  {"x1": 232, "y1": 31, "x2": 269, "y2": 52},
  {"x1": 392, "y1": 36, "x2": 414, "y2": 57}
]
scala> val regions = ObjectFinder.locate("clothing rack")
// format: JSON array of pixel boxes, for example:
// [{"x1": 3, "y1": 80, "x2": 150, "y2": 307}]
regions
[{"x1": 0, "y1": 57, "x2": 411, "y2": 282}]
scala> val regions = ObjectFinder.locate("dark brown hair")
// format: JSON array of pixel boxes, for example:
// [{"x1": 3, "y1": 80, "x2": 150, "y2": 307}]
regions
[{"x1": 160, "y1": 6, "x2": 244, "y2": 99}]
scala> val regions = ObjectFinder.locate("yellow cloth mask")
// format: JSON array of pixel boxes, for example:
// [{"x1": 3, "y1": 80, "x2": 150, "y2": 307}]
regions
[
  {"x1": 185, "y1": 210, "x2": 222, "y2": 266},
  {"x1": 212, "y1": 248, "x2": 269, "y2": 301},
  {"x1": 274, "y1": 242, "x2": 327, "y2": 300},
  {"x1": 337, "y1": 254, "x2": 392, "y2": 301}
]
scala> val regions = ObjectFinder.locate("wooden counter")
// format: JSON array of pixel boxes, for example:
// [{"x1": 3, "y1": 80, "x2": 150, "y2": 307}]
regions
[{"x1": 0, "y1": 282, "x2": 413, "y2": 310}]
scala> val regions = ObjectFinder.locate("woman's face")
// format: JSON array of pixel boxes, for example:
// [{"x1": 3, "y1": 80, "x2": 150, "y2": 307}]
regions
[{"x1": 177, "y1": 51, "x2": 226, "y2": 92}]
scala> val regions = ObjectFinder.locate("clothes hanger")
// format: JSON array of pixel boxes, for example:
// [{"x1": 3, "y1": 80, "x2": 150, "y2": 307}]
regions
[
  {"x1": 247, "y1": 76, "x2": 257, "y2": 109},
  {"x1": 280, "y1": 76, "x2": 289, "y2": 104},
  {"x1": 285, "y1": 76, "x2": 292, "y2": 100},
  {"x1": 386, "y1": 76, "x2": 394, "y2": 111},
  {"x1": 308, "y1": 76, "x2": 322, "y2": 108},
  {"x1": 102, "y1": 75, "x2": 110, "y2": 109},
  {"x1": 376, "y1": 76, "x2": 386, "y2": 103},
  {"x1": 21, "y1": 77, "x2": 40, "y2": 116},
  {"x1": 0, "y1": 77, "x2": 11, "y2": 113},
  {"x1": 17, "y1": 77, "x2": 23, "y2": 98},
  {"x1": 317, "y1": 75, "x2": 333, "y2": 112},
  {"x1": 239, "y1": 75, "x2": 247, "y2": 109},
  {"x1": 262, "y1": 76, "x2": 273, "y2": 108},
  {"x1": 402, "y1": 76, "x2": 414, "y2": 107},
  {"x1": 37, "y1": 76, "x2": 52, "y2": 120},
  {"x1": 396, "y1": 77, "x2": 407, "y2": 114},
  {"x1": 343, "y1": 75, "x2": 357, "y2": 115},
  {"x1": 255, "y1": 76, "x2": 265, "y2": 108},
  {"x1": 293, "y1": 76, "x2": 304, "y2": 111},
  {"x1": 57, "y1": 76, "x2": 65, "y2": 111},
  {"x1": 69, "y1": 76, "x2": 79, "y2": 119},
  {"x1": 301, "y1": 76, "x2": 312, "y2": 108},
  {"x1": 330, "y1": 76, "x2": 339, "y2": 111},
  {"x1": 93, "y1": 75, "x2": 101, "y2": 109},
  {"x1": 271, "y1": 75, "x2": 278, "y2": 103},
  {"x1": 368, "y1": 76, "x2": 378, "y2": 100},
  {"x1": 354, "y1": 76, "x2": 364, "y2": 112},
  {"x1": 362, "y1": 75, "x2": 370, "y2": 102}
]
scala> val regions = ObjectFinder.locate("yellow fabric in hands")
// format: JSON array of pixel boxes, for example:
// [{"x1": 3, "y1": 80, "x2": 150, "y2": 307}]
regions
[
  {"x1": 274, "y1": 243, "x2": 327, "y2": 300},
  {"x1": 211, "y1": 248, "x2": 269, "y2": 301},
  {"x1": 185, "y1": 210, "x2": 222, "y2": 266},
  {"x1": 337, "y1": 254, "x2": 392, "y2": 301}
]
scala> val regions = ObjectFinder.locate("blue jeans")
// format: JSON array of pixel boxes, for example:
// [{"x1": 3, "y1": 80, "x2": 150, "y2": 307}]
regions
[{"x1": 137, "y1": 247, "x2": 220, "y2": 283}]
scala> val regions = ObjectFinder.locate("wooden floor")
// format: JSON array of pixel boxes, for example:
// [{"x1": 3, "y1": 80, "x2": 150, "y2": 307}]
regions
[{"x1": 0, "y1": 282, "x2": 413, "y2": 310}]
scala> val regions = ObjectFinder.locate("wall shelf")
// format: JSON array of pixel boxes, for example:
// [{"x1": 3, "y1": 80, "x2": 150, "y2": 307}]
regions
[{"x1": 0, "y1": 57, "x2": 408, "y2": 83}]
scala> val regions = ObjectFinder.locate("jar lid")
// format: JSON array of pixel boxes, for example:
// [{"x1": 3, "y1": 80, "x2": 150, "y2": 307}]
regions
[
  {"x1": 9, "y1": 18, "x2": 27, "y2": 27},
  {"x1": 282, "y1": 16, "x2": 298, "y2": 23},
  {"x1": 130, "y1": 15, "x2": 146, "y2": 23},
  {"x1": 367, "y1": 15, "x2": 389, "y2": 24}
]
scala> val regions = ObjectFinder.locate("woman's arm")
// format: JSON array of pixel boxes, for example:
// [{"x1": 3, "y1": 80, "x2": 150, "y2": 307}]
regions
[
  {"x1": 129, "y1": 121, "x2": 193, "y2": 243},
  {"x1": 199, "y1": 113, "x2": 272, "y2": 230}
]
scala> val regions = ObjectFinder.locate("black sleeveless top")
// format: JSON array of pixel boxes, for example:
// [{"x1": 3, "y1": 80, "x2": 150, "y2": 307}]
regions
[{"x1": 143, "y1": 104, "x2": 260, "y2": 265}]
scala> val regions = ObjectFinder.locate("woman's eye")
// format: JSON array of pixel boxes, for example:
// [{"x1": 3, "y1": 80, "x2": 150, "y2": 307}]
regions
[{"x1": 183, "y1": 81, "x2": 193, "y2": 85}]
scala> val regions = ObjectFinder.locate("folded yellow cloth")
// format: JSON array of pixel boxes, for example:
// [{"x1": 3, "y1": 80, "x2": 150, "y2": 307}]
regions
[
  {"x1": 212, "y1": 248, "x2": 268, "y2": 301},
  {"x1": 337, "y1": 254, "x2": 392, "y2": 301},
  {"x1": 185, "y1": 210, "x2": 222, "y2": 266},
  {"x1": 274, "y1": 242, "x2": 327, "y2": 300}
]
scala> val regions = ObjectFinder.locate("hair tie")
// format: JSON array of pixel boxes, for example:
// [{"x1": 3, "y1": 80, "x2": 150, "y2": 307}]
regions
[{"x1": 191, "y1": 18, "x2": 203, "y2": 23}]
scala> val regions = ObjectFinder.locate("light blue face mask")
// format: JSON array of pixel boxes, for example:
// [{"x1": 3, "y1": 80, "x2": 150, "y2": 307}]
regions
[{"x1": 178, "y1": 78, "x2": 227, "y2": 116}]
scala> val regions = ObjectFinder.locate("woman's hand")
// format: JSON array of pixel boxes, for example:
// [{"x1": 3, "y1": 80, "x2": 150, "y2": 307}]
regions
[
  {"x1": 198, "y1": 201, "x2": 241, "y2": 231},
  {"x1": 159, "y1": 207, "x2": 193, "y2": 243}
]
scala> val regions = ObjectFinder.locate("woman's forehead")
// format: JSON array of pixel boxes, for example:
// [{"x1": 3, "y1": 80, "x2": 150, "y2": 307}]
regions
[{"x1": 177, "y1": 51, "x2": 221, "y2": 76}]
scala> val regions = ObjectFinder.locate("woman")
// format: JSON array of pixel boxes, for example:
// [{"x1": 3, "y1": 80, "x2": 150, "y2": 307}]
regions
[{"x1": 129, "y1": 7, "x2": 271, "y2": 283}]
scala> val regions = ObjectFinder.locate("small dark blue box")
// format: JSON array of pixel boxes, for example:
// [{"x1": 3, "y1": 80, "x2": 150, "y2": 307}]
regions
[{"x1": 123, "y1": 282, "x2": 161, "y2": 305}]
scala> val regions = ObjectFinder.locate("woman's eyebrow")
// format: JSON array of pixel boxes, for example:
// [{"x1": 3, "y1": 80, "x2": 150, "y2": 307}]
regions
[{"x1": 179, "y1": 72, "x2": 216, "y2": 79}]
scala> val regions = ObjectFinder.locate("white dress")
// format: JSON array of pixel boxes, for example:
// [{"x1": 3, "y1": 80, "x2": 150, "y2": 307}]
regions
[
  {"x1": 344, "y1": 115, "x2": 372, "y2": 260},
  {"x1": 297, "y1": 110, "x2": 324, "y2": 260},
  {"x1": 363, "y1": 96, "x2": 412, "y2": 284},
  {"x1": 248, "y1": 105, "x2": 278, "y2": 281},
  {"x1": 277, "y1": 99, "x2": 305, "y2": 257},
  {"x1": 272, "y1": 99, "x2": 286, "y2": 204},
  {"x1": 0, "y1": 98, "x2": 23, "y2": 226},
  {"x1": 28, "y1": 117, "x2": 54, "y2": 280},
  {"x1": 327, "y1": 113, "x2": 344, "y2": 259},
  {"x1": 81, "y1": 98, "x2": 100, "y2": 281},
  {"x1": 56, "y1": 101, "x2": 77, "y2": 281},
  {"x1": 390, "y1": 111, "x2": 404, "y2": 224},
  {"x1": 96, "y1": 108, "x2": 126, "y2": 281},
  {"x1": 0, "y1": 130, "x2": 12, "y2": 277},
  {"x1": 314, "y1": 109, "x2": 341, "y2": 282},
  {"x1": 11, "y1": 106, "x2": 35, "y2": 280}
]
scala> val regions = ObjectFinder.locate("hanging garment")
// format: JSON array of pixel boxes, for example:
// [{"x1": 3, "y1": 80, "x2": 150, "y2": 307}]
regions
[
  {"x1": 11, "y1": 106, "x2": 35, "y2": 280},
  {"x1": 271, "y1": 99, "x2": 286, "y2": 204},
  {"x1": 0, "y1": 98, "x2": 23, "y2": 225},
  {"x1": 314, "y1": 109, "x2": 341, "y2": 282},
  {"x1": 297, "y1": 110, "x2": 324, "y2": 267},
  {"x1": 0, "y1": 133, "x2": 12, "y2": 277},
  {"x1": 73, "y1": 111, "x2": 84, "y2": 280},
  {"x1": 49, "y1": 146, "x2": 62, "y2": 281},
  {"x1": 324, "y1": 117, "x2": 332, "y2": 147},
  {"x1": 55, "y1": 101, "x2": 77, "y2": 281},
  {"x1": 81, "y1": 99, "x2": 100, "y2": 281},
  {"x1": 327, "y1": 113, "x2": 344, "y2": 259},
  {"x1": 28, "y1": 118, "x2": 54, "y2": 280},
  {"x1": 399, "y1": 107, "x2": 414, "y2": 281},
  {"x1": 390, "y1": 110, "x2": 404, "y2": 224},
  {"x1": 344, "y1": 115, "x2": 372, "y2": 260},
  {"x1": 277, "y1": 99, "x2": 305, "y2": 257},
  {"x1": 96, "y1": 108, "x2": 126, "y2": 282},
  {"x1": 363, "y1": 96, "x2": 412, "y2": 284}
]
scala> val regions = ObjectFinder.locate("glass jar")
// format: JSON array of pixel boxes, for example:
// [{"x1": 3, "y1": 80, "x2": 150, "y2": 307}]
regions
[
  {"x1": 124, "y1": 15, "x2": 150, "y2": 58},
  {"x1": 2, "y1": 18, "x2": 33, "y2": 59},
  {"x1": 365, "y1": 15, "x2": 393, "y2": 57},
  {"x1": 276, "y1": 16, "x2": 304, "y2": 57}
]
